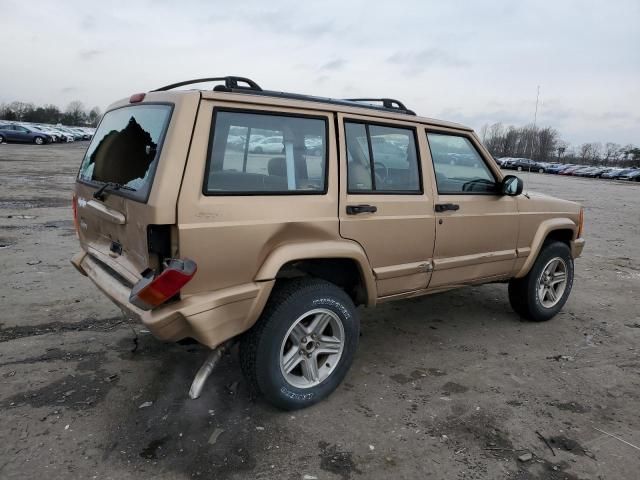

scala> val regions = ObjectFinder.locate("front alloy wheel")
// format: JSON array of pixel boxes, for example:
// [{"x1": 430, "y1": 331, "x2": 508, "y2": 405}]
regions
[
  {"x1": 508, "y1": 241, "x2": 574, "y2": 322},
  {"x1": 536, "y1": 258, "x2": 568, "y2": 308}
]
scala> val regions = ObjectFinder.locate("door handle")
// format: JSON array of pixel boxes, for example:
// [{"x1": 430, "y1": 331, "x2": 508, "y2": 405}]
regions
[
  {"x1": 435, "y1": 203, "x2": 460, "y2": 213},
  {"x1": 346, "y1": 204, "x2": 378, "y2": 215}
]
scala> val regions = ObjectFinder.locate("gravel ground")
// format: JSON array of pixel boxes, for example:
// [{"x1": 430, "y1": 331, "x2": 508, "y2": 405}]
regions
[{"x1": 1, "y1": 142, "x2": 639, "y2": 480}]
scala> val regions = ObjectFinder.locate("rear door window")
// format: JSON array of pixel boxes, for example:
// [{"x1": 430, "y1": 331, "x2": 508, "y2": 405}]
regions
[
  {"x1": 345, "y1": 121, "x2": 421, "y2": 193},
  {"x1": 204, "y1": 110, "x2": 327, "y2": 194},
  {"x1": 78, "y1": 104, "x2": 172, "y2": 201}
]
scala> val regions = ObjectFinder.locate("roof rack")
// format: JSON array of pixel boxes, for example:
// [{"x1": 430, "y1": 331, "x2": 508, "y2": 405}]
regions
[
  {"x1": 152, "y1": 76, "x2": 416, "y2": 116},
  {"x1": 153, "y1": 76, "x2": 263, "y2": 92},
  {"x1": 344, "y1": 98, "x2": 415, "y2": 114}
]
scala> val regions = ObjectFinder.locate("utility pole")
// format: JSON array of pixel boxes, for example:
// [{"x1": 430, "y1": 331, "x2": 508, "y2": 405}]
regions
[{"x1": 533, "y1": 85, "x2": 540, "y2": 129}]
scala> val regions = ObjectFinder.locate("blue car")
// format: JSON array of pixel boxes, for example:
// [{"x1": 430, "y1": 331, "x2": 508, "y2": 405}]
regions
[{"x1": 0, "y1": 124, "x2": 53, "y2": 145}]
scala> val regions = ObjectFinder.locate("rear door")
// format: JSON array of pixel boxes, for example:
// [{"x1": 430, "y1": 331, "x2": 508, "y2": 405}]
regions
[
  {"x1": 424, "y1": 130, "x2": 519, "y2": 288},
  {"x1": 337, "y1": 113, "x2": 436, "y2": 298},
  {"x1": 74, "y1": 93, "x2": 200, "y2": 280},
  {"x1": 2, "y1": 125, "x2": 17, "y2": 141}
]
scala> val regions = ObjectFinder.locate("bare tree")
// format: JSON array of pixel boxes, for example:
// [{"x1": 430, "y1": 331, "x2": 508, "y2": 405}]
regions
[
  {"x1": 87, "y1": 106, "x2": 102, "y2": 127},
  {"x1": 64, "y1": 101, "x2": 87, "y2": 125}
]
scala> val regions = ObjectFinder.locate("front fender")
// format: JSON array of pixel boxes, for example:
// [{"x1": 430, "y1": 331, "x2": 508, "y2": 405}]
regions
[
  {"x1": 515, "y1": 218, "x2": 577, "y2": 278},
  {"x1": 255, "y1": 239, "x2": 377, "y2": 306}
]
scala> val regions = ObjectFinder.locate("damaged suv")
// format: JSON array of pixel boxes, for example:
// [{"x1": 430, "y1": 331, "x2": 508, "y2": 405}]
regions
[{"x1": 72, "y1": 76, "x2": 585, "y2": 410}]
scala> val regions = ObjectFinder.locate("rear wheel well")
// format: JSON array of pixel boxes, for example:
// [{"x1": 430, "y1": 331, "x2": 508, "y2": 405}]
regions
[
  {"x1": 543, "y1": 229, "x2": 573, "y2": 248},
  {"x1": 275, "y1": 258, "x2": 367, "y2": 306}
]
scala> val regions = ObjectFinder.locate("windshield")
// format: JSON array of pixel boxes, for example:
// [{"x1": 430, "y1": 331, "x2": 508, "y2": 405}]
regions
[{"x1": 78, "y1": 104, "x2": 172, "y2": 201}]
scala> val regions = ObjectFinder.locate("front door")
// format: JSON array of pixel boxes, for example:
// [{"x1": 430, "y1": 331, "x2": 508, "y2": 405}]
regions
[
  {"x1": 14, "y1": 126, "x2": 30, "y2": 142},
  {"x1": 425, "y1": 130, "x2": 519, "y2": 288},
  {"x1": 337, "y1": 113, "x2": 436, "y2": 298}
]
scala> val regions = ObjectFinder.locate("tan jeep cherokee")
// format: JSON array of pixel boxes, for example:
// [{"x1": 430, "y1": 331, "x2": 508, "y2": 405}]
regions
[{"x1": 71, "y1": 76, "x2": 585, "y2": 410}]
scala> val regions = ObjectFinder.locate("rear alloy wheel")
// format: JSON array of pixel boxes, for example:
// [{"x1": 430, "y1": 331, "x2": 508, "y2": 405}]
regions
[
  {"x1": 538, "y1": 168, "x2": 544, "y2": 173},
  {"x1": 517, "y1": 166, "x2": 523, "y2": 171},
  {"x1": 34, "y1": 136, "x2": 44, "y2": 145},
  {"x1": 240, "y1": 278, "x2": 358, "y2": 410},
  {"x1": 508, "y1": 241, "x2": 574, "y2": 322},
  {"x1": 0, "y1": 134, "x2": 4, "y2": 144}
]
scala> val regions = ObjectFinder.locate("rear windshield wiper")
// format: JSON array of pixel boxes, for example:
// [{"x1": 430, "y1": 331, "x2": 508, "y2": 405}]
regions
[{"x1": 93, "y1": 181, "x2": 135, "y2": 200}]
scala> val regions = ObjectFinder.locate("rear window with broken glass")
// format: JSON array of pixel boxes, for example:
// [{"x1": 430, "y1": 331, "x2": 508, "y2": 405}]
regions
[{"x1": 78, "y1": 104, "x2": 172, "y2": 201}]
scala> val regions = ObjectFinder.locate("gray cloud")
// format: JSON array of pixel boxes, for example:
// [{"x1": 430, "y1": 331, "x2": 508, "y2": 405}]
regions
[
  {"x1": 80, "y1": 15, "x2": 96, "y2": 30},
  {"x1": 387, "y1": 48, "x2": 470, "y2": 73},
  {"x1": 78, "y1": 49, "x2": 104, "y2": 61},
  {"x1": 320, "y1": 59, "x2": 346, "y2": 71}
]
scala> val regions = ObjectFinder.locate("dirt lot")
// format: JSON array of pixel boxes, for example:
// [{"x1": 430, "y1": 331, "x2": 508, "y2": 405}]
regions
[{"x1": 1, "y1": 142, "x2": 639, "y2": 480}]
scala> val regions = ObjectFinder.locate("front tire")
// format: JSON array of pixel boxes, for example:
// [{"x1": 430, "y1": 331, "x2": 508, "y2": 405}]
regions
[
  {"x1": 508, "y1": 241, "x2": 574, "y2": 322},
  {"x1": 240, "y1": 278, "x2": 359, "y2": 410},
  {"x1": 34, "y1": 136, "x2": 44, "y2": 145}
]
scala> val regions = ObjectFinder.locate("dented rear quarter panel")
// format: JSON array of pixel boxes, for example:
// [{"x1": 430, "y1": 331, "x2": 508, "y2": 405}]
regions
[{"x1": 176, "y1": 99, "x2": 341, "y2": 296}]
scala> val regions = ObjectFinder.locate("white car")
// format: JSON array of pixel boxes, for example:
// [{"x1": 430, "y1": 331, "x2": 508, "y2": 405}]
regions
[{"x1": 249, "y1": 136, "x2": 284, "y2": 154}]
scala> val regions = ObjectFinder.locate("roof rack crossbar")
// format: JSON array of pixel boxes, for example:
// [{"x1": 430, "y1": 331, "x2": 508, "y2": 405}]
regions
[
  {"x1": 153, "y1": 76, "x2": 262, "y2": 92},
  {"x1": 344, "y1": 98, "x2": 411, "y2": 111}
]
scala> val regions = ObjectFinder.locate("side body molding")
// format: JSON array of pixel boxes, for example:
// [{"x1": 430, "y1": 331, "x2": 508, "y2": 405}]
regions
[
  {"x1": 255, "y1": 240, "x2": 378, "y2": 306},
  {"x1": 515, "y1": 217, "x2": 577, "y2": 278}
]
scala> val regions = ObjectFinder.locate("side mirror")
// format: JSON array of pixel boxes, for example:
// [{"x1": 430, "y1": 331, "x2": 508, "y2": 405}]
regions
[{"x1": 501, "y1": 175, "x2": 523, "y2": 196}]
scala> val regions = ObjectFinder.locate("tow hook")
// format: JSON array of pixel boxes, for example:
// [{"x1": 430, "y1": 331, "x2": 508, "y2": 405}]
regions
[{"x1": 188, "y1": 341, "x2": 233, "y2": 400}]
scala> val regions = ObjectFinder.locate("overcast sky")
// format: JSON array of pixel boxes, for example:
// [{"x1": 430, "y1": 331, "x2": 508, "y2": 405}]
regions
[{"x1": 1, "y1": 0, "x2": 638, "y2": 145}]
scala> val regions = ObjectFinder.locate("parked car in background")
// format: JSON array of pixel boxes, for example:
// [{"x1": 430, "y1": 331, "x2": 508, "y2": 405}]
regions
[
  {"x1": 545, "y1": 163, "x2": 571, "y2": 174},
  {"x1": 249, "y1": 135, "x2": 284, "y2": 154},
  {"x1": 570, "y1": 167, "x2": 593, "y2": 176},
  {"x1": 36, "y1": 125, "x2": 74, "y2": 143},
  {"x1": 55, "y1": 126, "x2": 84, "y2": 141},
  {"x1": 0, "y1": 124, "x2": 53, "y2": 145},
  {"x1": 503, "y1": 158, "x2": 546, "y2": 173},
  {"x1": 619, "y1": 170, "x2": 640, "y2": 181},
  {"x1": 559, "y1": 165, "x2": 584, "y2": 175},
  {"x1": 571, "y1": 167, "x2": 591, "y2": 177},
  {"x1": 600, "y1": 168, "x2": 626, "y2": 179}
]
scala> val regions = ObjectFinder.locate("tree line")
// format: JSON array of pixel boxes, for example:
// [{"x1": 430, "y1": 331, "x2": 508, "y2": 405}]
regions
[
  {"x1": 480, "y1": 122, "x2": 640, "y2": 168},
  {"x1": 0, "y1": 101, "x2": 102, "y2": 127}
]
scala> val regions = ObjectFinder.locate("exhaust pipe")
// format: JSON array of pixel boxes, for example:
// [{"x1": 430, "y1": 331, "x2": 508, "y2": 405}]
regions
[{"x1": 188, "y1": 341, "x2": 232, "y2": 400}]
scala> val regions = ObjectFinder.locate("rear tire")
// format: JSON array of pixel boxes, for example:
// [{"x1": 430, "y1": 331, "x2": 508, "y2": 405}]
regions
[
  {"x1": 508, "y1": 241, "x2": 574, "y2": 322},
  {"x1": 240, "y1": 278, "x2": 359, "y2": 410},
  {"x1": 0, "y1": 134, "x2": 4, "y2": 144},
  {"x1": 517, "y1": 166, "x2": 523, "y2": 171}
]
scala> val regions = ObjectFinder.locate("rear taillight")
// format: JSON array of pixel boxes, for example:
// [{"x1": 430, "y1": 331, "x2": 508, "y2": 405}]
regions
[
  {"x1": 72, "y1": 193, "x2": 79, "y2": 237},
  {"x1": 129, "y1": 259, "x2": 197, "y2": 310}
]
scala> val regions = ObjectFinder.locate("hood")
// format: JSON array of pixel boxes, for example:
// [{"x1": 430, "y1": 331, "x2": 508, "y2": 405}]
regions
[{"x1": 517, "y1": 190, "x2": 581, "y2": 215}]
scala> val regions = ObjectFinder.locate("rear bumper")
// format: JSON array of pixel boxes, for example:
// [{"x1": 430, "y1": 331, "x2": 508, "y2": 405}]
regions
[
  {"x1": 71, "y1": 251, "x2": 273, "y2": 348},
  {"x1": 571, "y1": 238, "x2": 585, "y2": 259}
]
